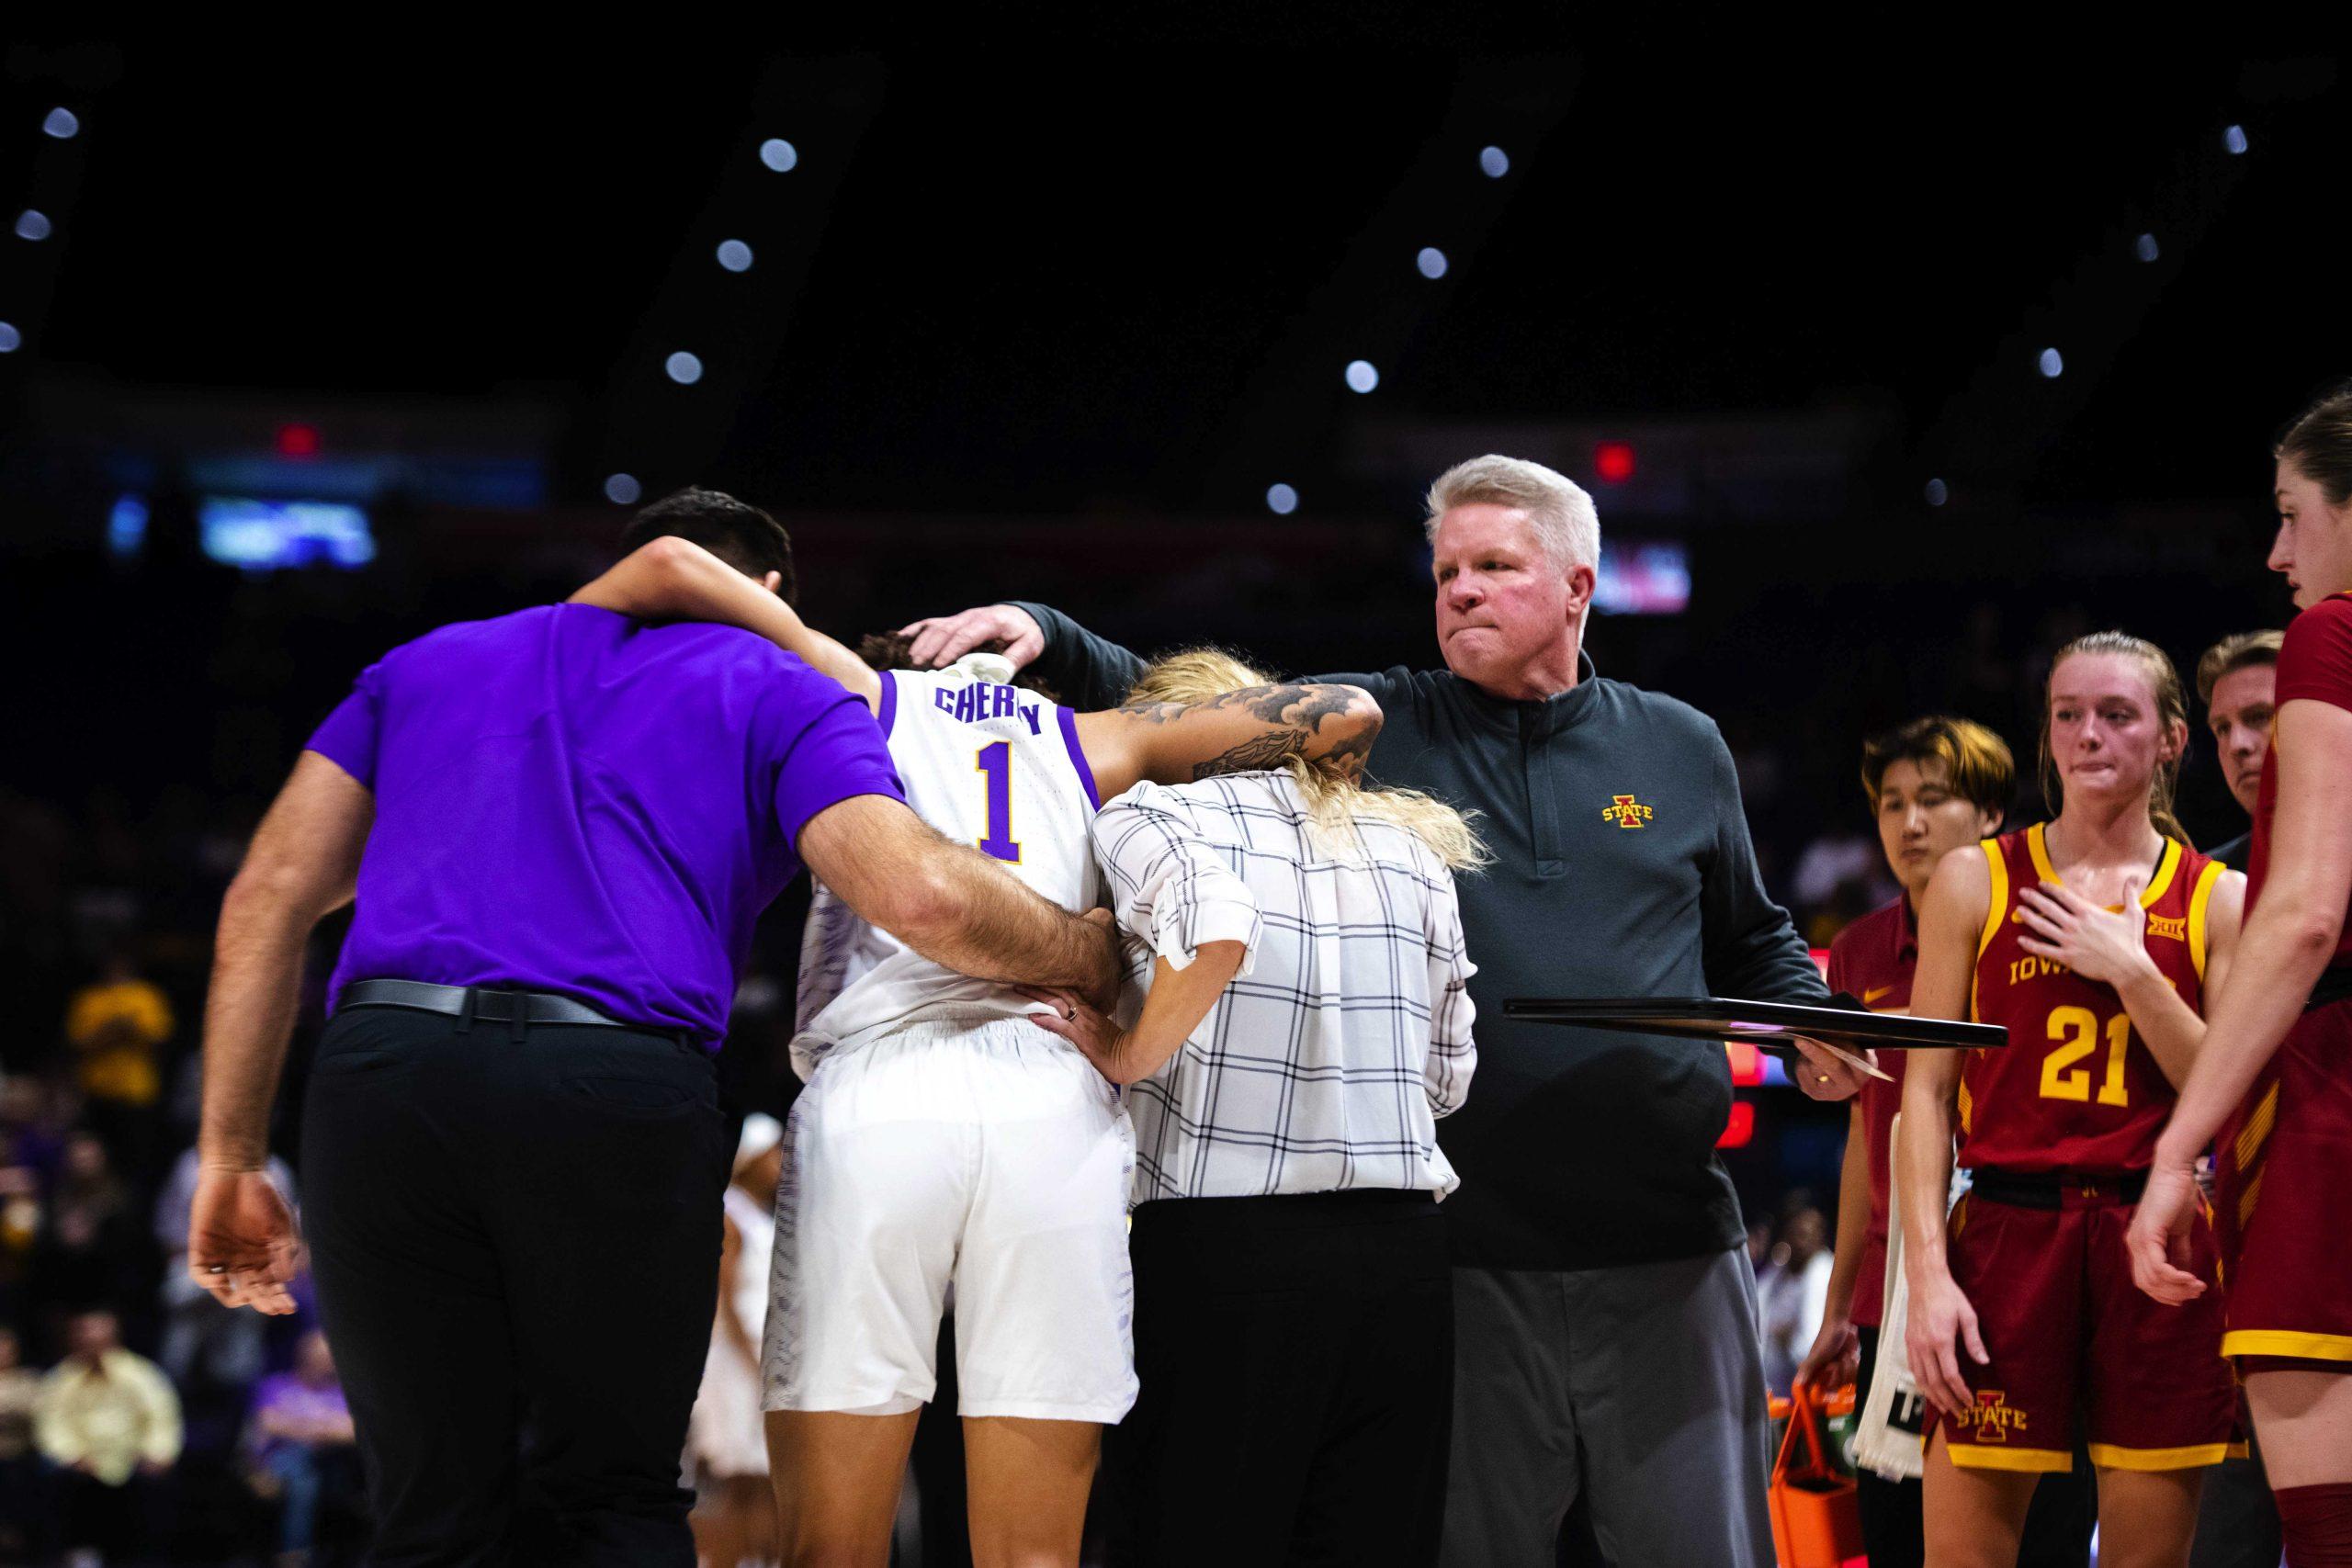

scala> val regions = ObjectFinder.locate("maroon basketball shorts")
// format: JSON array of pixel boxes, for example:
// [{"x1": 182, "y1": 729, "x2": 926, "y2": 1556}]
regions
[
  {"x1": 1928, "y1": 1180, "x2": 2233, "y2": 1472},
  {"x1": 2216, "y1": 997, "x2": 2352, "y2": 1371}
]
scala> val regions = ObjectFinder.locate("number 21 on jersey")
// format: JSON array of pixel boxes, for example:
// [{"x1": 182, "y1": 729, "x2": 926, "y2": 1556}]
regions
[
  {"x1": 2041, "y1": 1005, "x2": 2128, "y2": 1106},
  {"x1": 975, "y1": 742, "x2": 1021, "y2": 863}
]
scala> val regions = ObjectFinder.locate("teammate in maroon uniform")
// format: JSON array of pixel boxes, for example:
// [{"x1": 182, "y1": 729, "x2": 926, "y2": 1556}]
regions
[
  {"x1": 1798, "y1": 718, "x2": 2011, "y2": 1568},
  {"x1": 1901, "y1": 632, "x2": 2247, "y2": 1568},
  {"x1": 2131, "y1": 388, "x2": 2352, "y2": 1566}
]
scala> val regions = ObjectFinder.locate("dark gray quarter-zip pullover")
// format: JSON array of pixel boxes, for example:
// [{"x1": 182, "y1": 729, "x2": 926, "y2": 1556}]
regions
[{"x1": 1014, "y1": 603, "x2": 1828, "y2": 1269}]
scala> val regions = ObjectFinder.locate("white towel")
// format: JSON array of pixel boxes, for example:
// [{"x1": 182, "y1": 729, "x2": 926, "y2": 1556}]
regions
[{"x1": 1854, "y1": 1111, "x2": 1928, "y2": 1481}]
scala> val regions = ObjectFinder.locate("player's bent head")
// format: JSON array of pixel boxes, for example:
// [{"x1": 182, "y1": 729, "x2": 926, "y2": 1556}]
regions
[
  {"x1": 1123, "y1": 648, "x2": 1271, "y2": 706},
  {"x1": 621, "y1": 487, "x2": 797, "y2": 603},
  {"x1": 2194, "y1": 629, "x2": 2283, "y2": 708},
  {"x1": 856, "y1": 630, "x2": 1061, "y2": 702},
  {"x1": 1860, "y1": 716, "x2": 2014, "y2": 820}
]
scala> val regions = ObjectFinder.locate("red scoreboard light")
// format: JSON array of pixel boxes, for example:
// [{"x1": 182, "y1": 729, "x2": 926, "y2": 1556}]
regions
[
  {"x1": 1724, "y1": 1040, "x2": 1765, "y2": 1087},
  {"x1": 1717, "y1": 1100, "x2": 1756, "y2": 1149},
  {"x1": 1593, "y1": 440, "x2": 1636, "y2": 483},
  {"x1": 276, "y1": 423, "x2": 321, "y2": 458}
]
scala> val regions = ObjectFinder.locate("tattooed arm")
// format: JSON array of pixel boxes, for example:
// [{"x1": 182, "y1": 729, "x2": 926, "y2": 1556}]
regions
[{"x1": 1073, "y1": 682, "x2": 1383, "y2": 803}]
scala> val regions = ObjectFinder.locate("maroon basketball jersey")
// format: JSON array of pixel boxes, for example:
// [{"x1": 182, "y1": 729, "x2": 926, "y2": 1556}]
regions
[
  {"x1": 1961, "y1": 824, "x2": 2224, "y2": 1176},
  {"x1": 1825, "y1": 897, "x2": 1915, "y2": 1329},
  {"x1": 2250, "y1": 591, "x2": 2352, "y2": 965}
]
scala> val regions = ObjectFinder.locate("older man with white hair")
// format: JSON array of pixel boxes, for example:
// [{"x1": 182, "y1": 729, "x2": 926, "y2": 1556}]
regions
[{"x1": 904, "y1": 455, "x2": 1865, "y2": 1568}]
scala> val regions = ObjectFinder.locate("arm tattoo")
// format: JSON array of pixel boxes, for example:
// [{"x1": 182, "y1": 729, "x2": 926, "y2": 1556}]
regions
[
  {"x1": 1317, "y1": 725, "x2": 1374, "y2": 783},
  {"x1": 1118, "y1": 682, "x2": 1356, "y2": 728},
  {"x1": 1115, "y1": 699, "x2": 1191, "y2": 725},
  {"x1": 1237, "y1": 682, "x2": 1359, "y2": 727},
  {"x1": 1116, "y1": 682, "x2": 1371, "y2": 781},
  {"x1": 1192, "y1": 729, "x2": 1311, "y2": 780}
]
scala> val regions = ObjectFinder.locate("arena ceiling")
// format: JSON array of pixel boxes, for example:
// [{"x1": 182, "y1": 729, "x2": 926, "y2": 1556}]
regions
[{"x1": 7, "y1": 37, "x2": 2345, "y2": 518}]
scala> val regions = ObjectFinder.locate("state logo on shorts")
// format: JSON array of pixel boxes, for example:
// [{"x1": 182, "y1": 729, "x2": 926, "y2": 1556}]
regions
[
  {"x1": 1962, "y1": 1391, "x2": 2030, "y2": 1445},
  {"x1": 1601, "y1": 793, "x2": 1654, "y2": 829}
]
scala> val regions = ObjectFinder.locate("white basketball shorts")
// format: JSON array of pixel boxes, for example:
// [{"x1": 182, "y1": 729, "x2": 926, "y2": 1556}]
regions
[{"x1": 762, "y1": 1013, "x2": 1138, "y2": 1423}]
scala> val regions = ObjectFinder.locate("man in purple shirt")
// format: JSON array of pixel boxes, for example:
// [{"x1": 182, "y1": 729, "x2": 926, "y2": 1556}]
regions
[{"x1": 185, "y1": 490, "x2": 1119, "y2": 1567}]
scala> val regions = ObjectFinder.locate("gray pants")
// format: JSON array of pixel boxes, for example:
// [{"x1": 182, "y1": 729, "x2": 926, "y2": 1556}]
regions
[{"x1": 1442, "y1": 1246, "x2": 1773, "y2": 1568}]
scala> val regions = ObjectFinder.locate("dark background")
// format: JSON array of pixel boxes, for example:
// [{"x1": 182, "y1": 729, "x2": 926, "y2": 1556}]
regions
[
  {"x1": 4, "y1": 36, "x2": 2342, "y2": 1172},
  {"x1": 1, "y1": 30, "x2": 2340, "y2": 1562}
]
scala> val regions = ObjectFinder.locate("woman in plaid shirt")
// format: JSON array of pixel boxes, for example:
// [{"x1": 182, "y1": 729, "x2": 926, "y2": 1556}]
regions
[{"x1": 1033, "y1": 650, "x2": 1482, "y2": 1568}]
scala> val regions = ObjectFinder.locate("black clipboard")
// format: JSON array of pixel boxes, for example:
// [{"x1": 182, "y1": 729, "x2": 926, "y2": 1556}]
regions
[{"x1": 1502, "y1": 996, "x2": 2006, "y2": 1051}]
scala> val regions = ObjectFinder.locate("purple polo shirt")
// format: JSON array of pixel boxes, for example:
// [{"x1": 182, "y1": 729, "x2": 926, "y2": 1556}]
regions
[{"x1": 304, "y1": 604, "x2": 904, "y2": 1048}]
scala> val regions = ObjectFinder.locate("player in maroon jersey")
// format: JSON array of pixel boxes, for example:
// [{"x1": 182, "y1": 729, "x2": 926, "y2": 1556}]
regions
[
  {"x1": 1798, "y1": 717, "x2": 2012, "y2": 1568},
  {"x1": 2131, "y1": 388, "x2": 2352, "y2": 1565},
  {"x1": 1900, "y1": 632, "x2": 2247, "y2": 1568}
]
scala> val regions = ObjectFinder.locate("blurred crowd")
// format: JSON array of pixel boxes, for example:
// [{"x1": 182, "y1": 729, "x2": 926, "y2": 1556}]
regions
[
  {"x1": 1751, "y1": 1196, "x2": 1836, "y2": 1399},
  {"x1": 0, "y1": 867, "x2": 363, "y2": 1564}
]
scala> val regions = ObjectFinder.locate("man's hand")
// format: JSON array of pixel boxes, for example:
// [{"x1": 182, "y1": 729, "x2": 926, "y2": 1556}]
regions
[
  {"x1": 187, "y1": 1168, "x2": 302, "y2": 1315},
  {"x1": 2016, "y1": 879, "x2": 2153, "y2": 988},
  {"x1": 2126, "y1": 1156, "x2": 2209, "y2": 1305},
  {"x1": 899, "y1": 605, "x2": 1045, "y2": 671},
  {"x1": 1904, "y1": 1269, "x2": 1987, "y2": 1417},
  {"x1": 1791, "y1": 1038, "x2": 1877, "y2": 1101},
  {"x1": 1795, "y1": 1310, "x2": 1860, "y2": 1393}
]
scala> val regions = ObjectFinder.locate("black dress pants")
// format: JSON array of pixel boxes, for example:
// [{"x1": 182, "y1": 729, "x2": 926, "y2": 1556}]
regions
[
  {"x1": 1107, "y1": 1189, "x2": 1452, "y2": 1568},
  {"x1": 300, "y1": 1003, "x2": 729, "y2": 1567}
]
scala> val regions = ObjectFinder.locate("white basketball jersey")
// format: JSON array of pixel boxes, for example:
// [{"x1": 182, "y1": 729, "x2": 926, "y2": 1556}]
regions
[{"x1": 792, "y1": 665, "x2": 1104, "y2": 1077}]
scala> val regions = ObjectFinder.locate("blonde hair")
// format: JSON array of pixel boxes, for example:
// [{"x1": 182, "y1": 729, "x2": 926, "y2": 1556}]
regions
[
  {"x1": 1125, "y1": 649, "x2": 1490, "y2": 871},
  {"x1": 1423, "y1": 454, "x2": 1600, "y2": 574},
  {"x1": 2038, "y1": 631, "x2": 2191, "y2": 846}
]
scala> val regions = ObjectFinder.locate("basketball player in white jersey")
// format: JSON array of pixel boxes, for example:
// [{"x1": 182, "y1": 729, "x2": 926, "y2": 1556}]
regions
[{"x1": 572, "y1": 536, "x2": 1382, "y2": 1568}]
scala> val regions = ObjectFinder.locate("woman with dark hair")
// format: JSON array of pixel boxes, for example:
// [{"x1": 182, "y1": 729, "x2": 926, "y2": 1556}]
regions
[
  {"x1": 2131, "y1": 387, "x2": 2352, "y2": 1566},
  {"x1": 1899, "y1": 632, "x2": 2246, "y2": 1568}
]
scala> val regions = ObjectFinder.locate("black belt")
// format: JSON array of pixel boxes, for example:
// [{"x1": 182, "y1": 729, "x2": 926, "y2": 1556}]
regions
[
  {"x1": 342, "y1": 979, "x2": 643, "y2": 1032},
  {"x1": 2309, "y1": 966, "x2": 2352, "y2": 1012},
  {"x1": 1967, "y1": 1168, "x2": 2145, "y2": 1210}
]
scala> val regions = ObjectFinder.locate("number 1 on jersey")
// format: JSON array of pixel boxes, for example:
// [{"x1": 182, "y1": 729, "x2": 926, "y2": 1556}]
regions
[{"x1": 975, "y1": 741, "x2": 1021, "y2": 863}]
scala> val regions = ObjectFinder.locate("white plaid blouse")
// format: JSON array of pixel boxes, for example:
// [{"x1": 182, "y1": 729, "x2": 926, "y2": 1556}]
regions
[{"x1": 1094, "y1": 772, "x2": 1477, "y2": 1203}]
